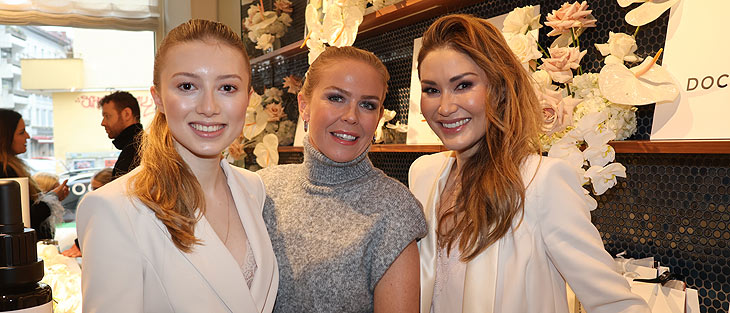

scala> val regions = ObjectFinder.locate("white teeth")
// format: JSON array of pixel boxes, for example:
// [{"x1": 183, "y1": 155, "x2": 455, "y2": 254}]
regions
[
  {"x1": 191, "y1": 124, "x2": 224, "y2": 132},
  {"x1": 333, "y1": 133, "x2": 356, "y2": 141},
  {"x1": 442, "y1": 118, "x2": 471, "y2": 129}
]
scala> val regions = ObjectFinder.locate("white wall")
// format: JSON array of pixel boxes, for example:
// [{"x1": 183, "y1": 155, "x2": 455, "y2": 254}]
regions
[{"x1": 72, "y1": 28, "x2": 154, "y2": 89}]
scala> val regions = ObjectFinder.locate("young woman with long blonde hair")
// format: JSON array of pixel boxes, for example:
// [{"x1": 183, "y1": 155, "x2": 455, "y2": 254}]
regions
[{"x1": 76, "y1": 19, "x2": 278, "y2": 313}]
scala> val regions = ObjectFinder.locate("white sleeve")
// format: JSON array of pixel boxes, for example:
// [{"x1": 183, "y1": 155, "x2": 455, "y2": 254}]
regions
[
  {"x1": 76, "y1": 192, "x2": 144, "y2": 313},
  {"x1": 537, "y1": 160, "x2": 650, "y2": 313}
]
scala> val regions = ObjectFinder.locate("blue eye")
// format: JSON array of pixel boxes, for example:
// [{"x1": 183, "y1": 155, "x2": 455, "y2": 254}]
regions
[
  {"x1": 359, "y1": 101, "x2": 377, "y2": 110},
  {"x1": 456, "y1": 81, "x2": 473, "y2": 90},
  {"x1": 328, "y1": 94, "x2": 344, "y2": 102}
]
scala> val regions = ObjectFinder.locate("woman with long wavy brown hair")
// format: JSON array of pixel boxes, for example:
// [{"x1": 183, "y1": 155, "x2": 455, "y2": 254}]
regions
[
  {"x1": 409, "y1": 14, "x2": 649, "y2": 313},
  {"x1": 1, "y1": 109, "x2": 68, "y2": 240},
  {"x1": 76, "y1": 19, "x2": 277, "y2": 313}
]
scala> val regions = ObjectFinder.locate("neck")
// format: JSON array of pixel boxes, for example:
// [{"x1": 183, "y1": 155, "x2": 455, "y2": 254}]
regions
[{"x1": 174, "y1": 141, "x2": 225, "y2": 189}]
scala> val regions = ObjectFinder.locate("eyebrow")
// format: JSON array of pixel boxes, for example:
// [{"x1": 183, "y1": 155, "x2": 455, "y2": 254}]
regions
[
  {"x1": 325, "y1": 86, "x2": 381, "y2": 101},
  {"x1": 421, "y1": 72, "x2": 479, "y2": 85},
  {"x1": 171, "y1": 72, "x2": 243, "y2": 80}
]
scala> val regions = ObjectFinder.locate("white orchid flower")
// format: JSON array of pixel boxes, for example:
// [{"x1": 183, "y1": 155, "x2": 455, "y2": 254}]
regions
[
  {"x1": 248, "y1": 90, "x2": 263, "y2": 109},
  {"x1": 243, "y1": 105, "x2": 270, "y2": 139},
  {"x1": 583, "y1": 143, "x2": 616, "y2": 167},
  {"x1": 571, "y1": 111, "x2": 608, "y2": 139},
  {"x1": 583, "y1": 121, "x2": 616, "y2": 147},
  {"x1": 382, "y1": 109, "x2": 396, "y2": 122},
  {"x1": 585, "y1": 163, "x2": 627, "y2": 195},
  {"x1": 598, "y1": 49, "x2": 680, "y2": 106},
  {"x1": 373, "y1": 109, "x2": 396, "y2": 143},
  {"x1": 623, "y1": 0, "x2": 680, "y2": 27},
  {"x1": 548, "y1": 136, "x2": 585, "y2": 170},
  {"x1": 321, "y1": 4, "x2": 363, "y2": 47},
  {"x1": 386, "y1": 122, "x2": 409, "y2": 133},
  {"x1": 254, "y1": 134, "x2": 279, "y2": 168}
]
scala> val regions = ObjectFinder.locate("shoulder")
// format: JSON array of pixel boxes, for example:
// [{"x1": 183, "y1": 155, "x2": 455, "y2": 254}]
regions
[
  {"x1": 523, "y1": 155, "x2": 581, "y2": 189},
  {"x1": 257, "y1": 163, "x2": 301, "y2": 191},
  {"x1": 223, "y1": 162, "x2": 266, "y2": 198},
  {"x1": 409, "y1": 152, "x2": 450, "y2": 182},
  {"x1": 369, "y1": 171, "x2": 426, "y2": 229}
]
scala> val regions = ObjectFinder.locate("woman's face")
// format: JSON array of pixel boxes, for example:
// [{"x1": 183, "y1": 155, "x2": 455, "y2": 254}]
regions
[
  {"x1": 300, "y1": 59, "x2": 384, "y2": 163},
  {"x1": 12, "y1": 119, "x2": 30, "y2": 155},
  {"x1": 151, "y1": 40, "x2": 250, "y2": 160},
  {"x1": 419, "y1": 48, "x2": 489, "y2": 157}
]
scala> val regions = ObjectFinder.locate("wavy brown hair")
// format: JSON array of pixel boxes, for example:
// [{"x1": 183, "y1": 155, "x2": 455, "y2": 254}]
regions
[
  {"x1": 417, "y1": 14, "x2": 542, "y2": 261},
  {"x1": 0, "y1": 109, "x2": 41, "y2": 200},
  {"x1": 129, "y1": 19, "x2": 250, "y2": 253}
]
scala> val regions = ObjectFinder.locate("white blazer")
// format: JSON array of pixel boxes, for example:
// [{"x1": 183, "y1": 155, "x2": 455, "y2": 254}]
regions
[
  {"x1": 77, "y1": 160, "x2": 278, "y2": 313},
  {"x1": 409, "y1": 152, "x2": 650, "y2": 313}
]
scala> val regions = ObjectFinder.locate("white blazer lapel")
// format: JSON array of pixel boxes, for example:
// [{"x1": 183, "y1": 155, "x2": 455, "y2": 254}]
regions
[
  {"x1": 420, "y1": 154, "x2": 455, "y2": 313},
  {"x1": 145, "y1": 213, "x2": 256, "y2": 312},
  {"x1": 223, "y1": 162, "x2": 278, "y2": 313}
]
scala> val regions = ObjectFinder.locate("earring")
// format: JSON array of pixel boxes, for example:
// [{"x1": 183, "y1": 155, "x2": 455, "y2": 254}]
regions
[{"x1": 303, "y1": 121, "x2": 309, "y2": 132}]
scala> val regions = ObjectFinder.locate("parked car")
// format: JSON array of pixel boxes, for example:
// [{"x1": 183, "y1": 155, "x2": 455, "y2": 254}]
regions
[{"x1": 59, "y1": 168, "x2": 104, "y2": 222}]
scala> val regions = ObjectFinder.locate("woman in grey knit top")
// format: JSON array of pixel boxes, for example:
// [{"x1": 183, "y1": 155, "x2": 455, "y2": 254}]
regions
[{"x1": 259, "y1": 46, "x2": 426, "y2": 313}]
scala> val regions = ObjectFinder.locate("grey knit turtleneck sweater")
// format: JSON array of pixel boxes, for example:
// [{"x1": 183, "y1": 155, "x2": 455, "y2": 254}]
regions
[{"x1": 259, "y1": 139, "x2": 426, "y2": 313}]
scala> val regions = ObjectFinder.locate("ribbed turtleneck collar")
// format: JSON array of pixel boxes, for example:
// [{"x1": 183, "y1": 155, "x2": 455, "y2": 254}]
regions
[{"x1": 302, "y1": 137, "x2": 374, "y2": 185}]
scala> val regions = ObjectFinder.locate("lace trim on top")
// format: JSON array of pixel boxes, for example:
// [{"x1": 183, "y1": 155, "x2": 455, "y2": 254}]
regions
[{"x1": 242, "y1": 239, "x2": 257, "y2": 288}]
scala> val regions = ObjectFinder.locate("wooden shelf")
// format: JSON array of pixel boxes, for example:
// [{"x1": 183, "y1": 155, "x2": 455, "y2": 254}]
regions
[
  {"x1": 279, "y1": 140, "x2": 730, "y2": 154},
  {"x1": 610, "y1": 140, "x2": 730, "y2": 154},
  {"x1": 249, "y1": 0, "x2": 484, "y2": 65},
  {"x1": 278, "y1": 144, "x2": 446, "y2": 153}
]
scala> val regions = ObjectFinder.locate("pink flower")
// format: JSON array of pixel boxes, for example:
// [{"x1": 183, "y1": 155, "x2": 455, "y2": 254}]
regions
[
  {"x1": 536, "y1": 86, "x2": 581, "y2": 135},
  {"x1": 274, "y1": 0, "x2": 293, "y2": 14},
  {"x1": 264, "y1": 103, "x2": 287, "y2": 122},
  {"x1": 282, "y1": 75, "x2": 303, "y2": 95},
  {"x1": 545, "y1": 1, "x2": 596, "y2": 37},
  {"x1": 227, "y1": 139, "x2": 245, "y2": 160},
  {"x1": 539, "y1": 47, "x2": 586, "y2": 83}
]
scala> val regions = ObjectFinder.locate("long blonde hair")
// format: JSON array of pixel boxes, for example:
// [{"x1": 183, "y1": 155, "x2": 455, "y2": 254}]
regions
[
  {"x1": 417, "y1": 14, "x2": 542, "y2": 261},
  {"x1": 129, "y1": 19, "x2": 250, "y2": 253}
]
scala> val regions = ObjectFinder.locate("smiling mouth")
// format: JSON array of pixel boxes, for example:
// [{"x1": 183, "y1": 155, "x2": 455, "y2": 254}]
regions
[
  {"x1": 441, "y1": 118, "x2": 471, "y2": 129},
  {"x1": 331, "y1": 132, "x2": 358, "y2": 142},
  {"x1": 190, "y1": 123, "x2": 225, "y2": 133}
]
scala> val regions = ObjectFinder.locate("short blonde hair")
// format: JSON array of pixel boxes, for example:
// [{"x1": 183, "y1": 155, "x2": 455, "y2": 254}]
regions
[{"x1": 32, "y1": 172, "x2": 60, "y2": 193}]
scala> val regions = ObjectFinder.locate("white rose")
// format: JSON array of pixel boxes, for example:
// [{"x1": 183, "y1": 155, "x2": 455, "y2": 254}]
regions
[
  {"x1": 506, "y1": 33, "x2": 542, "y2": 64},
  {"x1": 502, "y1": 5, "x2": 541, "y2": 36},
  {"x1": 255, "y1": 33, "x2": 275, "y2": 50},
  {"x1": 532, "y1": 70, "x2": 554, "y2": 90},
  {"x1": 595, "y1": 32, "x2": 641, "y2": 64}
]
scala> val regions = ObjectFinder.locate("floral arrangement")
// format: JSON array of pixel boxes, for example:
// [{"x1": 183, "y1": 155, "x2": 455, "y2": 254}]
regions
[
  {"x1": 502, "y1": 1, "x2": 680, "y2": 195},
  {"x1": 374, "y1": 109, "x2": 408, "y2": 144},
  {"x1": 37, "y1": 243, "x2": 81, "y2": 313},
  {"x1": 225, "y1": 76, "x2": 302, "y2": 171},
  {"x1": 243, "y1": 0, "x2": 294, "y2": 51},
  {"x1": 302, "y1": 0, "x2": 399, "y2": 64}
]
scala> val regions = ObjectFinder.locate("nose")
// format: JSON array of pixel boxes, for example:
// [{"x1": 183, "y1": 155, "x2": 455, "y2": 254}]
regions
[
  {"x1": 197, "y1": 89, "x2": 220, "y2": 116},
  {"x1": 341, "y1": 101, "x2": 358, "y2": 125},
  {"x1": 437, "y1": 91, "x2": 458, "y2": 116}
]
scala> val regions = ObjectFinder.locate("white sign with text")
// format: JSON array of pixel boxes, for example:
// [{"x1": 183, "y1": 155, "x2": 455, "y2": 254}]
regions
[{"x1": 651, "y1": 0, "x2": 730, "y2": 139}]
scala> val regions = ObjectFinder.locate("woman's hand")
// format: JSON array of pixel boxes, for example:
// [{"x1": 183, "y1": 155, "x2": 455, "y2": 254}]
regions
[
  {"x1": 52, "y1": 179, "x2": 69, "y2": 201},
  {"x1": 62, "y1": 243, "x2": 82, "y2": 257}
]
